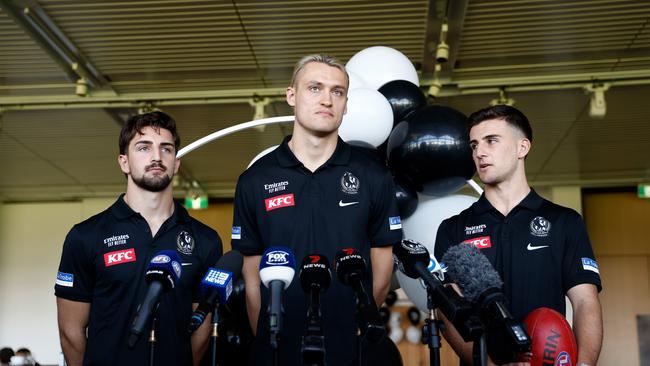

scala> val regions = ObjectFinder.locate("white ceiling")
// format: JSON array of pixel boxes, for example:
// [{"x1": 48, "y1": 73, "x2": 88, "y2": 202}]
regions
[{"x1": 1, "y1": 0, "x2": 649, "y2": 202}]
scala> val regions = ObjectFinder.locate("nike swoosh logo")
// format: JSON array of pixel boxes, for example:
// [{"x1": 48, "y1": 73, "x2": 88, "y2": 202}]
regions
[
  {"x1": 181, "y1": 262, "x2": 193, "y2": 266},
  {"x1": 339, "y1": 200, "x2": 359, "y2": 207},
  {"x1": 527, "y1": 243, "x2": 549, "y2": 251}
]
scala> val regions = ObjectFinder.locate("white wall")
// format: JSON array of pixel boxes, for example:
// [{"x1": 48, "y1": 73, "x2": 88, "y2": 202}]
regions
[{"x1": 0, "y1": 198, "x2": 114, "y2": 365}]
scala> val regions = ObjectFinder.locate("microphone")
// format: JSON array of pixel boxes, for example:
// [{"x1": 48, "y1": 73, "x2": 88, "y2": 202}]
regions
[
  {"x1": 259, "y1": 246, "x2": 296, "y2": 349},
  {"x1": 299, "y1": 254, "x2": 331, "y2": 365},
  {"x1": 300, "y1": 254, "x2": 331, "y2": 293},
  {"x1": 188, "y1": 250, "x2": 243, "y2": 332},
  {"x1": 128, "y1": 250, "x2": 182, "y2": 348},
  {"x1": 442, "y1": 243, "x2": 531, "y2": 364},
  {"x1": 393, "y1": 239, "x2": 479, "y2": 341},
  {"x1": 334, "y1": 248, "x2": 385, "y2": 343}
]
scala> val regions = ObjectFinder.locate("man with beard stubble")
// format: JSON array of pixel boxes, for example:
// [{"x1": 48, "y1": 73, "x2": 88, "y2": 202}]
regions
[{"x1": 55, "y1": 112, "x2": 222, "y2": 366}]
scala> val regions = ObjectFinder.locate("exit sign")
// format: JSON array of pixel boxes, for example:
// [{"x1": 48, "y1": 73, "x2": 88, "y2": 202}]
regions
[
  {"x1": 638, "y1": 184, "x2": 650, "y2": 199},
  {"x1": 185, "y1": 195, "x2": 208, "y2": 209}
]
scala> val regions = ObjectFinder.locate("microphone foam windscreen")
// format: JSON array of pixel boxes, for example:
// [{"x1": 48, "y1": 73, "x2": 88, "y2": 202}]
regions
[
  {"x1": 146, "y1": 250, "x2": 182, "y2": 289},
  {"x1": 441, "y1": 244, "x2": 502, "y2": 302},
  {"x1": 299, "y1": 254, "x2": 331, "y2": 292}
]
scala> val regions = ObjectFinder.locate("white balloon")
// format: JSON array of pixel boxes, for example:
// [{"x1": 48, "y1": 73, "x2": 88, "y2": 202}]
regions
[
  {"x1": 247, "y1": 145, "x2": 278, "y2": 168},
  {"x1": 396, "y1": 193, "x2": 479, "y2": 312},
  {"x1": 339, "y1": 88, "x2": 393, "y2": 147},
  {"x1": 347, "y1": 70, "x2": 367, "y2": 91},
  {"x1": 346, "y1": 46, "x2": 419, "y2": 90}
]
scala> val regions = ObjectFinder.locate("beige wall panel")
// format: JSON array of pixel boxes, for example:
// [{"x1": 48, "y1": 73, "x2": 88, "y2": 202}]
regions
[
  {"x1": 0, "y1": 202, "x2": 83, "y2": 364},
  {"x1": 584, "y1": 192, "x2": 650, "y2": 256},
  {"x1": 598, "y1": 256, "x2": 650, "y2": 366},
  {"x1": 186, "y1": 201, "x2": 234, "y2": 252}
]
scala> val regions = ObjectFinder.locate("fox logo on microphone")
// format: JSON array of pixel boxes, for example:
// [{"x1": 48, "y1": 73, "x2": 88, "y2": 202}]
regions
[{"x1": 265, "y1": 250, "x2": 291, "y2": 266}]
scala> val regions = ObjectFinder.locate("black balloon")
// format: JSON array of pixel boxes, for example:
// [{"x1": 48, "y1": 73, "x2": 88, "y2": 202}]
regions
[
  {"x1": 387, "y1": 105, "x2": 475, "y2": 196},
  {"x1": 394, "y1": 178, "x2": 418, "y2": 219},
  {"x1": 378, "y1": 80, "x2": 427, "y2": 124}
]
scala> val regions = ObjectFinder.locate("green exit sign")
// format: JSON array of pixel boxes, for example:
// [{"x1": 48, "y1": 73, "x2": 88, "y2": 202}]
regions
[
  {"x1": 185, "y1": 195, "x2": 208, "y2": 209},
  {"x1": 639, "y1": 184, "x2": 650, "y2": 198}
]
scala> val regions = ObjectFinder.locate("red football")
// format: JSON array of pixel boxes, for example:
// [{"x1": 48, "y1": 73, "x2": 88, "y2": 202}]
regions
[{"x1": 523, "y1": 307, "x2": 578, "y2": 366}]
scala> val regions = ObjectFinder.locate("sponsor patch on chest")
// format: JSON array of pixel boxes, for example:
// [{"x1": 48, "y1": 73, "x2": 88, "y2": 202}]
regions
[
  {"x1": 462, "y1": 236, "x2": 492, "y2": 249},
  {"x1": 103, "y1": 234, "x2": 130, "y2": 247},
  {"x1": 264, "y1": 180, "x2": 289, "y2": 194},
  {"x1": 464, "y1": 224, "x2": 486, "y2": 235},
  {"x1": 265, "y1": 193, "x2": 295, "y2": 211},
  {"x1": 104, "y1": 248, "x2": 136, "y2": 267}
]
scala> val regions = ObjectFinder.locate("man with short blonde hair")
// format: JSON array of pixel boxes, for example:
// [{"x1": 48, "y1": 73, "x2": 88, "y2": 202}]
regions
[{"x1": 232, "y1": 54, "x2": 402, "y2": 366}]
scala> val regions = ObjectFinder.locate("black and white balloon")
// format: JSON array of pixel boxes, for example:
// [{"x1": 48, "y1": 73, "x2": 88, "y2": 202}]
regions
[
  {"x1": 378, "y1": 80, "x2": 427, "y2": 124},
  {"x1": 387, "y1": 105, "x2": 475, "y2": 197}
]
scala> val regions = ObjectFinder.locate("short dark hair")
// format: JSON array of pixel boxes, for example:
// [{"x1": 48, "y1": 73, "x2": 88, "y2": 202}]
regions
[
  {"x1": 119, "y1": 111, "x2": 181, "y2": 155},
  {"x1": 0, "y1": 347, "x2": 14, "y2": 363},
  {"x1": 468, "y1": 104, "x2": 533, "y2": 142}
]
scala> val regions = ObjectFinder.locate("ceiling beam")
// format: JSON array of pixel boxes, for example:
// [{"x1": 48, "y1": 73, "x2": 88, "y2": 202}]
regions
[
  {"x1": 0, "y1": 0, "x2": 113, "y2": 93},
  {"x1": 3, "y1": 68, "x2": 650, "y2": 110}
]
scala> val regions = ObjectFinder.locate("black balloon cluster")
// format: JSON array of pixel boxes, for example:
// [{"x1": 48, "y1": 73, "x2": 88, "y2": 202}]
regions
[{"x1": 376, "y1": 80, "x2": 476, "y2": 219}]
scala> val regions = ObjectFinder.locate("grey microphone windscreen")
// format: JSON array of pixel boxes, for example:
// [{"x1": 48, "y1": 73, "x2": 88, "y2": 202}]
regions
[{"x1": 441, "y1": 244, "x2": 503, "y2": 302}]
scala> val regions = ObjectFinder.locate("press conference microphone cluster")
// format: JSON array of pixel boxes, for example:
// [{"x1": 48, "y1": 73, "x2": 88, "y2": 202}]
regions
[
  {"x1": 128, "y1": 250, "x2": 182, "y2": 348},
  {"x1": 299, "y1": 254, "x2": 331, "y2": 366},
  {"x1": 259, "y1": 247, "x2": 296, "y2": 350},
  {"x1": 334, "y1": 248, "x2": 385, "y2": 343},
  {"x1": 393, "y1": 240, "x2": 479, "y2": 341},
  {"x1": 442, "y1": 243, "x2": 531, "y2": 365},
  {"x1": 188, "y1": 250, "x2": 244, "y2": 333}
]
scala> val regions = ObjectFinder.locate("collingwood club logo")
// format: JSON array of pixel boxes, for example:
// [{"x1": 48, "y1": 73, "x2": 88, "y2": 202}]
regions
[
  {"x1": 341, "y1": 171, "x2": 360, "y2": 195},
  {"x1": 177, "y1": 230, "x2": 195, "y2": 255},
  {"x1": 530, "y1": 216, "x2": 551, "y2": 237}
]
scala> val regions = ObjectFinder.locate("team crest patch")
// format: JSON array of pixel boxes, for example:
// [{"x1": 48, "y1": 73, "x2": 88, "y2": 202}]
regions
[
  {"x1": 530, "y1": 216, "x2": 551, "y2": 237},
  {"x1": 341, "y1": 171, "x2": 360, "y2": 195},
  {"x1": 177, "y1": 230, "x2": 195, "y2": 255}
]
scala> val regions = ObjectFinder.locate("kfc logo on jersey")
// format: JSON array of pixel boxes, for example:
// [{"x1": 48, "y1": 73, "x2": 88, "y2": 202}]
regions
[
  {"x1": 462, "y1": 236, "x2": 492, "y2": 249},
  {"x1": 104, "y1": 248, "x2": 136, "y2": 267},
  {"x1": 265, "y1": 193, "x2": 295, "y2": 211}
]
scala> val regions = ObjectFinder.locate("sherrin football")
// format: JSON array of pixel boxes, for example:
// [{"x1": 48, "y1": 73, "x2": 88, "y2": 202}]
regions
[{"x1": 523, "y1": 307, "x2": 578, "y2": 366}]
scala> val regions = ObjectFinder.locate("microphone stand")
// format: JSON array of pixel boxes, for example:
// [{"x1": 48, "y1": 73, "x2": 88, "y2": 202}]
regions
[
  {"x1": 149, "y1": 313, "x2": 158, "y2": 366},
  {"x1": 269, "y1": 281, "x2": 284, "y2": 366},
  {"x1": 472, "y1": 333, "x2": 487, "y2": 366},
  {"x1": 301, "y1": 285, "x2": 326, "y2": 366},
  {"x1": 209, "y1": 306, "x2": 221, "y2": 366},
  {"x1": 421, "y1": 288, "x2": 441, "y2": 366}
]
